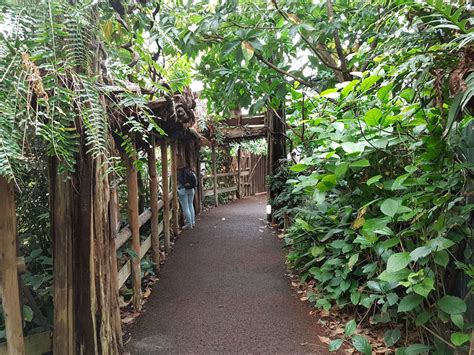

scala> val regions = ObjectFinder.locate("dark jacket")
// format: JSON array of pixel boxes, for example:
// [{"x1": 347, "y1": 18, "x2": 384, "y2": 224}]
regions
[{"x1": 177, "y1": 168, "x2": 185, "y2": 188}]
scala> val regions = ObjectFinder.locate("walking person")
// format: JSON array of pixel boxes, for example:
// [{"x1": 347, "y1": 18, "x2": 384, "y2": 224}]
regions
[{"x1": 177, "y1": 157, "x2": 197, "y2": 230}]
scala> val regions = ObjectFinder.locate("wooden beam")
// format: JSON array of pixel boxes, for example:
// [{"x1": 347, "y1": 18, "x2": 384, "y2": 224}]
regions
[
  {"x1": 223, "y1": 116, "x2": 265, "y2": 126},
  {"x1": 220, "y1": 126, "x2": 267, "y2": 140},
  {"x1": 212, "y1": 146, "x2": 218, "y2": 207},
  {"x1": 161, "y1": 142, "x2": 171, "y2": 253},
  {"x1": 170, "y1": 141, "x2": 179, "y2": 236},
  {"x1": 115, "y1": 209, "x2": 152, "y2": 250},
  {"x1": 203, "y1": 186, "x2": 238, "y2": 197},
  {"x1": 124, "y1": 154, "x2": 142, "y2": 311},
  {"x1": 148, "y1": 141, "x2": 161, "y2": 272},
  {"x1": 0, "y1": 177, "x2": 24, "y2": 354}
]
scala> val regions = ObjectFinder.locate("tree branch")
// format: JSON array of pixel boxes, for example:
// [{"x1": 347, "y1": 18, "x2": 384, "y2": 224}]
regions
[
  {"x1": 326, "y1": 0, "x2": 351, "y2": 81},
  {"x1": 271, "y1": 0, "x2": 345, "y2": 82},
  {"x1": 255, "y1": 53, "x2": 314, "y2": 88}
]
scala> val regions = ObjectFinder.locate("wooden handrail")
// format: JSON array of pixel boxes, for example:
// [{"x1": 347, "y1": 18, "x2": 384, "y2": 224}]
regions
[
  {"x1": 203, "y1": 170, "x2": 249, "y2": 179},
  {"x1": 117, "y1": 213, "x2": 173, "y2": 289},
  {"x1": 115, "y1": 192, "x2": 173, "y2": 250}
]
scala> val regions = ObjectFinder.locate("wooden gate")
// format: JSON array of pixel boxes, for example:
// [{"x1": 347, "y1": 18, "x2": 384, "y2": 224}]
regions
[
  {"x1": 202, "y1": 147, "x2": 268, "y2": 204},
  {"x1": 240, "y1": 151, "x2": 267, "y2": 196}
]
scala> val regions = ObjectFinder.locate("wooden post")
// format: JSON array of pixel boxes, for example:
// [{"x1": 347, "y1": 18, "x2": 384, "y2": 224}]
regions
[
  {"x1": 170, "y1": 141, "x2": 179, "y2": 236},
  {"x1": 237, "y1": 147, "x2": 242, "y2": 199},
  {"x1": 212, "y1": 145, "x2": 218, "y2": 207},
  {"x1": 0, "y1": 177, "x2": 25, "y2": 355},
  {"x1": 148, "y1": 140, "x2": 161, "y2": 272},
  {"x1": 108, "y1": 186, "x2": 123, "y2": 348},
  {"x1": 161, "y1": 142, "x2": 171, "y2": 253},
  {"x1": 50, "y1": 168, "x2": 74, "y2": 355},
  {"x1": 195, "y1": 154, "x2": 202, "y2": 214},
  {"x1": 124, "y1": 154, "x2": 142, "y2": 311}
]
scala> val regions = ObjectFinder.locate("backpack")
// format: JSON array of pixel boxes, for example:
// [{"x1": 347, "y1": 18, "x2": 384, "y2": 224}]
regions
[{"x1": 183, "y1": 168, "x2": 197, "y2": 189}]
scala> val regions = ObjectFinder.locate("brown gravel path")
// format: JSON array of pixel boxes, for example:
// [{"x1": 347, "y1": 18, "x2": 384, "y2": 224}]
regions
[{"x1": 125, "y1": 194, "x2": 329, "y2": 354}]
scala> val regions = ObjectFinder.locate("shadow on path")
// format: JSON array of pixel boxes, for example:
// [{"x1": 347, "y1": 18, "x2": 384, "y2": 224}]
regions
[{"x1": 125, "y1": 195, "x2": 328, "y2": 354}]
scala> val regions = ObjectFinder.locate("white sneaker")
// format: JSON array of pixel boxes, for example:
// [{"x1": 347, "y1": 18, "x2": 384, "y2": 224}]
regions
[{"x1": 182, "y1": 224, "x2": 192, "y2": 230}]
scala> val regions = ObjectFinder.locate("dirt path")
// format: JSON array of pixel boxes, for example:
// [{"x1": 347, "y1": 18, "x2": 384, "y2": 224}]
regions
[{"x1": 125, "y1": 195, "x2": 329, "y2": 354}]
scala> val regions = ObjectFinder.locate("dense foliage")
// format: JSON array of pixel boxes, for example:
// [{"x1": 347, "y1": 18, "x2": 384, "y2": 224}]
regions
[
  {"x1": 163, "y1": 0, "x2": 474, "y2": 352},
  {"x1": 1, "y1": 0, "x2": 473, "y2": 352}
]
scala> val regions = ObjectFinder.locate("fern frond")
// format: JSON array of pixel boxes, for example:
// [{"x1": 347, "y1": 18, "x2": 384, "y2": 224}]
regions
[{"x1": 73, "y1": 74, "x2": 109, "y2": 159}]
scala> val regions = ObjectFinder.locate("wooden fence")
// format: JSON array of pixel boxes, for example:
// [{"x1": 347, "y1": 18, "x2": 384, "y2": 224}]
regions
[
  {"x1": 202, "y1": 148, "x2": 267, "y2": 205},
  {"x1": 0, "y1": 140, "x2": 184, "y2": 354}
]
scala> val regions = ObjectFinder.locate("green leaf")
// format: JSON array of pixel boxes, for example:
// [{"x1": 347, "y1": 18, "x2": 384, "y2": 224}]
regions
[
  {"x1": 366, "y1": 175, "x2": 382, "y2": 186},
  {"x1": 329, "y1": 339, "x2": 343, "y2": 352},
  {"x1": 348, "y1": 253, "x2": 359, "y2": 270},
  {"x1": 341, "y1": 80, "x2": 359, "y2": 97},
  {"x1": 397, "y1": 343, "x2": 431, "y2": 354},
  {"x1": 450, "y1": 313, "x2": 464, "y2": 330},
  {"x1": 378, "y1": 269, "x2": 410, "y2": 282},
  {"x1": 350, "y1": 159, "x2": 370, "y2": 168},
  {"x1": 241, "y1": 41, "x2": 254, "y2": 61},
  {"x1": 398, "y1": 294, "x2": 423, "y2": 312},
  {"x1": 450, "y1": 332, "x2": 470, "y2": 346},
  {"x1": 341, "y1": 141, "x2": 365, "y2": 153},
  {"x1": 384, "y1": 328, "x2": 401, "y2": 347},
  {"x1": 335, "y1": 162, "x2": 349, "y2": 178},
  {"x1": 364, "y1": 108, "x2": 383, "y2": 126},
  {"x1": 23, "y1": 305, "x2": 34, "y2": 322},
  {"x1": 387, "y1": 292, "x2": 399, "y2": 306},
  {"x1": 410, "y1": 246, "x2": 432, "y2": 262},
  {"x1": 359, "y1": 75, "x2": 382, "y2": 92},
  {"x1": 352, "y1": 335, "x2": 372, "y2": 355},
  {"x1": 310, "y1": 245, "x2": 325, "y2": 257},
  {"x1": 387, "y1": 252, "x2": 410, "y2": 272},
  {"x1": 377, "y1": 83, "x2": 394, "y2": 101},
  {"x1": 434, "y1": 250, "x2": 449, "y2": 267},
  {"x1": 438, "y1": 296, "x2": 466, "y2": 315},
  {"x1": 344, "y1": 319, "x2": 357, "y2": 336},
  {"x1": 412, "y1": 277, "x2": 434, "y2": 298},
  {"x1": 427, "y1": 237, "x2": 455, "y2": 251},
  {"x1": 380, "y1": 198, "x2": 402, "y2": 218},
  {"x1": 316, "y1": 174, "x2": 337, "y2": 192},
  {"x1": 290, "y1": 163, "x2": 307, "y2": 172},
  {"x1": 351, "y1": 292, "x2": 361, "y2": 305},
  {"x1": 415, "y1": 311, "x2": 433, "y2": 326}
]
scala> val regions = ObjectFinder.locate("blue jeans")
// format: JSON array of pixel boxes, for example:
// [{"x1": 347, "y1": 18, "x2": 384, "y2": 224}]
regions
[{"x1": 178, "y1": 187, "x2": 195, "y2": 226}]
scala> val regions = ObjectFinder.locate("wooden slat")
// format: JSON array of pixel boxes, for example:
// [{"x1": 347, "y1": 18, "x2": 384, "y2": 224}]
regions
[
  {"x1": 161, "y1": 142, "x2": 171, "y2": 253},
  {"x1": 0, "y1": 331, "x2": 51, "y2": 355},
  {"x1": 117, "y1": 260, "x2": 131, "y2": 289},
  {"x1": 203, "y1": 170, "x2": 249, "y2": 179},
  {"x1": 115, "y1": 192, "x2": 173, "y2": 251},
  {"x1": 139, "y1": 236, "x2": 152, "y2": 260},
  {"x1": 203, "y1": 186, "x2": 238, "y2": 197},
  {"x1": 221, "y1": 126, "x2": 267, "y2": 140},
  {"x1": 224, "y1": 115, "x2": 265, "y2": 126},
  {"x1": 237, "y1": 147, "x2": 242, "y2": 198},
  {"x1": 118, "y1": 211, "x2": 173, "y2": 290},
  {"x1": 148, "y1": 140, "x2": 161, "y2": 272},
  {"x1": 212, "y1": 145, "x2": 218, "y2": 206},
  {"x1": 115, "y1": 209, "x2": 152, "y2": 250},
  {"x1": 0, "y1": 177, "x2": 24, "y2": 354}
]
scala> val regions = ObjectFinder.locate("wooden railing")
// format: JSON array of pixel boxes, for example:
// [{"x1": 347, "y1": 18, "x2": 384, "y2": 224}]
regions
[
  {"x1": 116, "y1": 192, "x2": 174, "y2": 289},
  {"x1": 202, "y1": 170, "x2": 249, "y2": 198}
]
